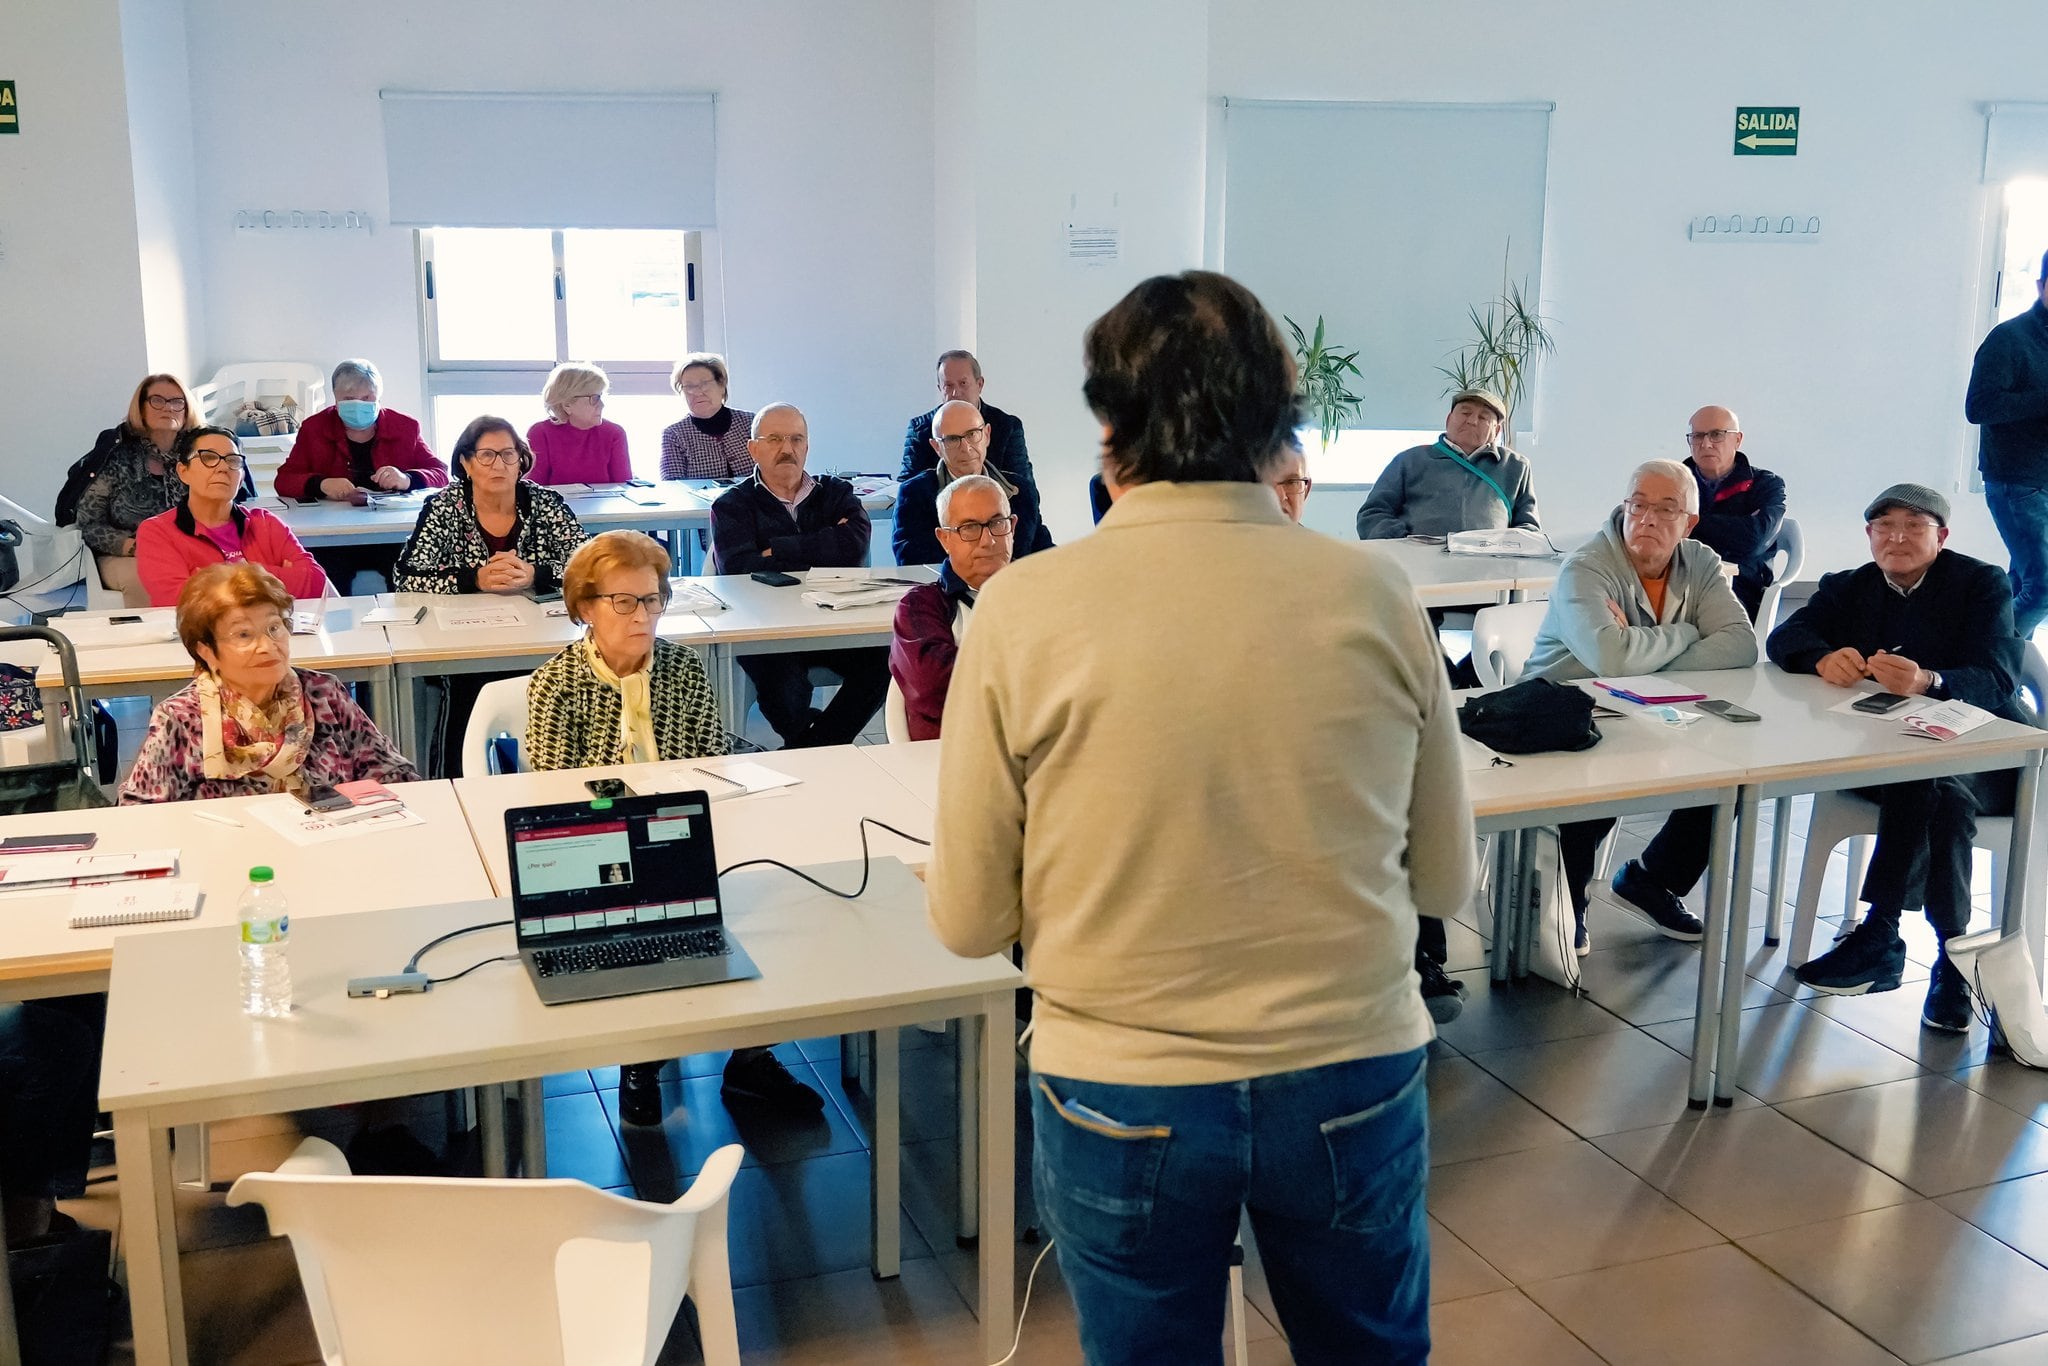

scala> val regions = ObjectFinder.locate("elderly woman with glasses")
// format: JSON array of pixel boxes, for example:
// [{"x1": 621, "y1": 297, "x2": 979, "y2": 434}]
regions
[
  {"x1": 525, "y1": 531, "x2": 823, "y2": 1124},
  {"x1": 392, "y1": 416, "x2": 586, "y2": 595},
  {"x1": 135, "y1": 427, "x2": 328, "y2": 607},
  {"x1": 120, "y1": 563, "x2": 416, "y2": 804},
  {"x1": 659, "y1": 353, "x2": 754, "y2": 480},
  {"x1": 527, "y1": 362, "x2": 632, "y2": 487}
]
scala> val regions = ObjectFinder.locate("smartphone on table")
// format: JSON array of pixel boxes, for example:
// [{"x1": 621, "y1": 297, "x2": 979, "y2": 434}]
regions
[
  {"x1": 295, "y1": 783, "x2": 353, "y2": 813},
  {"x1": 0, "y1": 833, "x2": 96, "y2": 853},
  {"x1": 1852, "y1": 692, "x2": 1911, "y2": 715},
  {"x1": 751, "y1": 570, "x2": 801, "y2": 587},
  {"x1": 585, "y1": 777, "x2": 633, "y2": 799},
  {"x1": 1696, "y1": 699, "x2": 1761, "y2": 723}
]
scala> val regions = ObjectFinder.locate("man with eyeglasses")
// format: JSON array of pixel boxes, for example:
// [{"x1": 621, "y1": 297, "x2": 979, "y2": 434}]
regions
[
  {"x1": 1768, "y1": 484, "x2": 2027, "y2": 1031},
  {"x1": 893, "y1": 400, "x2": 1053, "y2": 565},
  {"x1": 1525, "y1": 460, "x2": 1759, "y2": 952},
  {"x1": 1967, "y1": 249, "x2": 2048, "y2": 640},
  {"x1": 899, "y1": 350, "x2": 1038, "y2": 495},
  {"x1": 1681, "y1": 406, "x2": 1786, "y2": 622},
  {"x1": 889, "y1": 473, "x2": 1015, "y2": 740},
  {"x1": 709, "y1": 403, "x2": 891, "y2": 748}
]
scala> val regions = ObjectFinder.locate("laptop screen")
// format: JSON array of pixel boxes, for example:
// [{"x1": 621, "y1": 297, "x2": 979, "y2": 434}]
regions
[{"x1": 505, "y1": 793, "x2": 722, "y2": 945}]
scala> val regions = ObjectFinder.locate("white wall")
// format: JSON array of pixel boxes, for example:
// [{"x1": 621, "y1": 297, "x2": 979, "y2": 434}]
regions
[
  {"x1": 0, "y1": 0, "x2": 150, "y2": 517},
  {"x1": 183, "y1": 0, "x2": 936, "y2": 471},
  {"x1": 120, "y1": 0, "x2": 206, "y2": 383},
  {"x1": 1210, "y1": 0, "x2": 2048, "y2": 576}
]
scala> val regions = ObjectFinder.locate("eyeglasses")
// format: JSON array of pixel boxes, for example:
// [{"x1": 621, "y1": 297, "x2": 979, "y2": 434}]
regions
[
  {"x1": 218, "y1": 620, "x2": 290, "y2": 651},
  {"x1": 942, "y1": 514, "x2": 1016, "y2": 543},
  {"x1": 1275, "y1": 476, "x2": 1313, "y2": 492},
  {"x1": 1622, "y1": 499, "x2": 1689, "y2": 524},
  {"x1": 598, "y1": 592, "x2": 668, "y2": 616},
  {"x1": 936, "y1": 425, "x2": 988, "y2": 449},
  {"x1": 468, "y1": 448, "x2": 522, "y2": 467},
  {"x1": 678, "y1": 381, "x2": 721, "y2": 397},
  {"x1": 1685, "y1": 429, "x2": 1738, "y2": 444},
  {"x1": 145, "y1": 395, "x2": 188, "y2": 411},
  {"x1": 185, "y1": 451, "x2": 245, "y2": 470},
  {"x1": 1868, "y1": 518, "x2": 1939, "y2": 540},
  {"x1": 571, "y1": 393, "x2": 605, "y2": 406}
]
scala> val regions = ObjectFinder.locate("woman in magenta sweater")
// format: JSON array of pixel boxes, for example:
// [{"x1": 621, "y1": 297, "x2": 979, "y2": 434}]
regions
[
  {"x1": 527, "y1": 362, "x2": 632, "y2": 486},
  {"x1": 136, "y1": 427, "x2": 328, "y2": 606}
]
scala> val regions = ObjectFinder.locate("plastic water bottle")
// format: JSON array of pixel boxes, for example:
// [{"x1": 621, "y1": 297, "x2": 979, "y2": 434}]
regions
[{"x1": 238, "y1": 866, "x2": 292, "y2": 1019}]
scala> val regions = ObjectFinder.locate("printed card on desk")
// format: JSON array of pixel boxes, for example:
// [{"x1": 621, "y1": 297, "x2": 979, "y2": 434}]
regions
[
  {"x1": 1902, "y1": 700, "x2": 1995, "y2": 742},
  {"x1": 433, "y1": 602, "x2": 525, "y2": 630},
  {"x1": 0, "y1": 848, "x2": 178, "y2": 893},
  {"x1": 641, "y1": 759, "x2": 801, "y2": 801},
  {"x1": 248, "y1": 795, "x2": 424, "y2": 846},
  {"x1": 362, "y1": 604, "x2": 427, "y2": 626}
]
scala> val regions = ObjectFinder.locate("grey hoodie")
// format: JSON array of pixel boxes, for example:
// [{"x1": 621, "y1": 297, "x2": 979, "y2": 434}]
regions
[
  {"x1": 1524, "y1": 507, "x2": 1758, "y2": 682},
  {"x1": 1355, "y1": 439, "x2": 1540, "y2": 540}
]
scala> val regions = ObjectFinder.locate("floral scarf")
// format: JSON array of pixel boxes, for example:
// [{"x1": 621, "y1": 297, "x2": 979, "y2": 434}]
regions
[
  {"x1": 582, "y1": 635, "x2": 659, "y2": 764},
  {"x1": 196, "y1": 669, "x2": 312, "y2": 793}
]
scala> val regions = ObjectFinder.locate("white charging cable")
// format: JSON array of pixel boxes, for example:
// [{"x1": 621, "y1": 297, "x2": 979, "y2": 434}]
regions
[{"x1": 987, "y1": 1238, "x2": 1057, "y2": 1366}]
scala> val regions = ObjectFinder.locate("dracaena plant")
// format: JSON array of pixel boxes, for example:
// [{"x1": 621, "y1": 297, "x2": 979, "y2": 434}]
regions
[{"x1": 1284, "y1": 314, "x2": 1364, "y2": 450}]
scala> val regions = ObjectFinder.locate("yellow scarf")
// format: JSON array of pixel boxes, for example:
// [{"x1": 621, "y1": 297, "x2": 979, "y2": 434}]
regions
[
  {"x1": 196, "y1": 669, "x2": 311, "y2": 794},
  {"x1": 582, "y1": 635, "x2": 658, "y2": 764}
]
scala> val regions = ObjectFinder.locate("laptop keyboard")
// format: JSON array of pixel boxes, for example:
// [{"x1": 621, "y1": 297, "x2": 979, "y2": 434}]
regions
[{"x1": 533, "y1": 928, "x2": 733, "y2": 979}]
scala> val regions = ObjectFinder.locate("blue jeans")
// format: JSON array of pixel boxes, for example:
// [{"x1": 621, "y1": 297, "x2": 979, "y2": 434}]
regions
[
  {"x1": 1032, "y1": 1049, "x2": 1430, "y2": 1366},
  {"x1": 1985, "y1": 481, "x2": 2048, "y2": 639}
]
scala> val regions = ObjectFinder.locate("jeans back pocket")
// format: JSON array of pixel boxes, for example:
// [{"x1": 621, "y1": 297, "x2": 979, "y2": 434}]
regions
[
  {"x1": 1319, "y1": 1057, "x2": 1429, "y2": 1235},
  {"x1": 1033, "y1": 1079, "x2": 1174, "y2": 1257}
]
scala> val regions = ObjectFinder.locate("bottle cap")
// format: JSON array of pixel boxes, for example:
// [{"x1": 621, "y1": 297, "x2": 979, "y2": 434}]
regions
[{"x1": 249, "y1": 866, "x2": 274, "y2": 883}]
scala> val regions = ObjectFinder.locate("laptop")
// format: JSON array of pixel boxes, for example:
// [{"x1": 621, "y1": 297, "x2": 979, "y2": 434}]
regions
[{"x1": 505, "y1": 792, "x2": 760, "y2": 1005}]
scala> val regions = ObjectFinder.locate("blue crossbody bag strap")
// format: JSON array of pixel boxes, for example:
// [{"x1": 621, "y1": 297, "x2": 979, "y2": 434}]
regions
[{"x1": 1432, "y1": 439, "x2": 1514, "y2": 513}]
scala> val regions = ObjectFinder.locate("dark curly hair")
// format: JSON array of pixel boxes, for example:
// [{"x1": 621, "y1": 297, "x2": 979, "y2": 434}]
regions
[
  {"x1": 1082, "y1": 271, "x2": 1299, "y2": 487},
  {"x1": 450, "y1": 415, "x2": 535, "y2": 482}
]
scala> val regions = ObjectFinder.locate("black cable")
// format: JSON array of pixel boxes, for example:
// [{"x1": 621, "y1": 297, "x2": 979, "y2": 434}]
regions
[
  {"x1": 717, "y1": 816, "x2": 930, "y2": 899},
  {"x1": 427, "y1": 953, "x2": 521, "y2": 985},
  {"x1": 403, "y1": 918, "x2": 514, "y2": 974}
]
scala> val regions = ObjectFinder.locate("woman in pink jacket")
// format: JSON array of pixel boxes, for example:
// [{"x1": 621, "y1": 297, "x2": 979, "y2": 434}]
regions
[{"x1": 136, "y1": 427, "x2": 328, "y2": 607}]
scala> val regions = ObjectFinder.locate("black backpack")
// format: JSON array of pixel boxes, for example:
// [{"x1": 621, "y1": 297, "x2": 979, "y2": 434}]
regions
[{"x1": 1458, "y1": 678, "x2": 1601, "y2": 754}]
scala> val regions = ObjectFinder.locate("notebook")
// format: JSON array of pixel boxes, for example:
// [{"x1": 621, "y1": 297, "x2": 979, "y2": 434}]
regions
[
  {"x1": 1592, "y1": 676, "x2": 1710, "y2": 705},
  {"x1": 71, "y1": 881, "x2": 202, "y2": 929}
]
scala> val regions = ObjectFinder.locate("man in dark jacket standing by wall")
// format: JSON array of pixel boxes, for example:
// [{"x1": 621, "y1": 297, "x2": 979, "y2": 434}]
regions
[
  {"x1": 711, "y1": 403, "x2": 890, "y2": 748},
  {"x1": 1767, "y1": 484, "x2": 2026, "y2": 1033},
  {"x1": 1683, "y1": 405, "x2": 1786, "y2": 622},
  {"x1": 1967, "y1": 252, "x2": 2048, "y2": 639}
]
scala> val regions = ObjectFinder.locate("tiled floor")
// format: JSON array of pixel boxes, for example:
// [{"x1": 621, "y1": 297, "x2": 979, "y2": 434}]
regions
[{"x1": 66, "y1": 803, "x2": 2048, "y2": 1364}]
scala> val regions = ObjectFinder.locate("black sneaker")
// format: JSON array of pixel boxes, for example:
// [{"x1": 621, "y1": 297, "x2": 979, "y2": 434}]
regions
[
  {"x1": 1793, "y1": 919, "x2": 1907, "y2": 995},
  {"x1": 721, "y1": 1047, "x2": 826, "y2": 1114},
  {"x1": 1610, "y1": 860, "x2": 1705, "y2": 941},
  {"x1": 618, "y1": 1061, "x2": 666, "y2": 1126},
  {"x1": 1418, "y1": 958, "x2": 1466, "y2": 1025},
  {"x1": 1922, "y1": 954, "x2": 1974, "y2": 1033}
]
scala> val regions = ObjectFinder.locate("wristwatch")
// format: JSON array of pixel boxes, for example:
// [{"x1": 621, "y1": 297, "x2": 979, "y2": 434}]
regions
[{"x1": 1925, "y1": 670, "x2": 1944, "y2": 696}]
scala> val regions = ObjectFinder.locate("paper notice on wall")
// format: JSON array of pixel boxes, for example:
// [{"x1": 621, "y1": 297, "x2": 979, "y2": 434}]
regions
[{"x1": 1066, "y1": 223, "x2": 1119, "y2": 265}]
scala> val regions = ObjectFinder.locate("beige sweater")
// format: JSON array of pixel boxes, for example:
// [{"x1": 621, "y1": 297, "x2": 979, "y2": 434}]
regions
[{"x1": 928, "y1": 481, "x2": 1475, "y2": 1086}]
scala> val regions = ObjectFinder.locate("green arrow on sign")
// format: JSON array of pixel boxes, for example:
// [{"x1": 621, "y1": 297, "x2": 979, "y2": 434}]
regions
[
  {"x1": 1734, "y1": 105, "x2": 1798, "y2": 156},
  {"x1": 1737, "y1": 134, "x2": 1795, "y2": 149}
]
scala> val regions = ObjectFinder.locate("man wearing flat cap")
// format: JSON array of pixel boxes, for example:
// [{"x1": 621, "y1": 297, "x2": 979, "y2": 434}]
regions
[
  {"x1": 1355, "y1": 388, "x2": 1541, "y2": 540},
  {"x1": 1767, "y1": 482, "x2": 2027, "y2": 1032}
]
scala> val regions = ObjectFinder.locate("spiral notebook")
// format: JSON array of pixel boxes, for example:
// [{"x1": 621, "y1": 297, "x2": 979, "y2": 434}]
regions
[{"x1": 69, "y1": 881, "x2": 202, "y2": 929}]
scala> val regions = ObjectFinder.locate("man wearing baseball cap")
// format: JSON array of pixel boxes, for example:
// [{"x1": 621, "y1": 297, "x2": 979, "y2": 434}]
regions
[
  {"x1": 1355, "y1": 388, "x2": 1541, "y2": 540},
  {"x1": 1767, "y1": 483, "x2": 2027, "y2": 1031}
]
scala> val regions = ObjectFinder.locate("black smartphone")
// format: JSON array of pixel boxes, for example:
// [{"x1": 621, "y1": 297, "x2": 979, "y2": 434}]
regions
[
  {"x1": 1852, "y1": 692, "x2": 1911, "y2": 715},
  {"x1": 751, "y1": 570, "x2": 802, "y2": 588},
  {"x1": 295, "y1": 783, "x2": 352, "y2": 813},
  {"x1": 1696, "y1": 699, "x2": 1762, "y2": 723},
  {"x1": 109, "y1": 614, "x2": 143, "y2": 625},
  {"x1": 530, "y1": 588, "x2": 563, "y2": 603},
  {"x1": 0, "y1": 832, "x2": 97, "y2": 853},
  {"x1": 585, "y1": 777, "x2": 632, "y2": 799}
]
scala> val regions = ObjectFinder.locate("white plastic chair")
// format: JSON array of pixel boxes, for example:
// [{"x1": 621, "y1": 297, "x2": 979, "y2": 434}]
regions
[
  {"x1": 227, "y1": 1136, "x2": 742, "y2": 1366},
  {"x1": 201, "y1": 363, "x2": 326, "y2": 497},
  {"x1": 462, "y1": 674, "x2": 532, "y2": 777},
  {"x1": 883, "y1": 677, "x2": 912, "y2": 743},
  {"x1": 1469, "y1": 601, "x2": 1551, "y2": 688},
  {"x1": 1775, "y1": 642, "x2": 2048, "y2": 957},
  {"x1": 1754, "y1": 517, "x2": 1805, "y2": 637}
]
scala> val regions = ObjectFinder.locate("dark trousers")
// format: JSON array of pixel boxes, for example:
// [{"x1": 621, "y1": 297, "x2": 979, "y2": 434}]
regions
[
  {"x1": 1559, "y1": 805, "x2": 1715, "y2": 917},
  {"x1": 1416, "y1": 917, "x2": 1448, "y2": 967},
  {"x1": 1732, "y1": 575, "x2": 1764, "y2": 623},
  {"x1": 309, "y1": 542, "x2": 400, "y2": 595},
  {"x1": 0, "y1": 994, "x2": 105, "y2": 1200},
  {"x1": 1858, "y1": 772, "x2": 2017, "y2": 940},
  {"x1": 739, "y1": 648, "x2": 890, "y2": 748}
]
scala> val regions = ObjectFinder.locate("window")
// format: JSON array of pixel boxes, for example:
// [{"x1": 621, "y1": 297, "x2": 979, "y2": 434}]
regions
[
  {"x1": 418, "y1": 228, "x2": 704, "y2": 478},
  {"x1": 1994, "y1": 179, "x2": 2048, "y2": 327}
]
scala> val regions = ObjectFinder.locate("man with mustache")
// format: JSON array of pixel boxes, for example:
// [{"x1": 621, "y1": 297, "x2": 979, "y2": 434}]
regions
[{"x1": 709, "y1": 403, "x2": 891, "y2": 747}]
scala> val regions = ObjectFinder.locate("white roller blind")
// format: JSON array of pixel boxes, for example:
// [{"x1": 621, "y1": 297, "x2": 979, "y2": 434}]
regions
[
  {"x1": 1984, "y1": 103, "x2": 2048, "y2": 184},
  {"x1": 381, "y1": 91, "x2": 716, "y2": 229},
  {"x1": 1220, "y1": 99, "x2": 1551, "y2": 430}
]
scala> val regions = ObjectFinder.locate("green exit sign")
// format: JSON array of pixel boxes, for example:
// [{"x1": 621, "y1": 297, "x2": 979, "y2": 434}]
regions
[
  {"x1": 1734, "y1": 106, "x2": 1797, "y2": 156},
  {"x1": 0, "y1": 81, "x2": 16, "y2": 135}
]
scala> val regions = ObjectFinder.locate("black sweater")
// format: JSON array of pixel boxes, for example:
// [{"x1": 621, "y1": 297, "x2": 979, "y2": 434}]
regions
[
  {"x1": 709, "y1": 474, "x2": 871, "y2": 574},
  {"x1": 1685, "y1": 451, "x2": 1786, "y2": 592},
  {"x1": 1967, "y1": 300, "x2": 2048, "y2": 488},
  {"x1": 1766, "y1": 549, "x2": 2027, "y2": 723}
]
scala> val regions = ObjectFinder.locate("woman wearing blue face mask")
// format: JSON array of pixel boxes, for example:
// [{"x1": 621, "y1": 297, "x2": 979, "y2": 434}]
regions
[{"x1": 275, "y1": 359, "x2": 451, "y2": 591}]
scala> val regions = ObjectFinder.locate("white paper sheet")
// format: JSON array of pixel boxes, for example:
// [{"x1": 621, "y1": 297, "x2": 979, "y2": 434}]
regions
[
  {"x1": 433, "y1": 603, "x2": 525, "y2": 630},
  {"x1": 246, "y1": 795, "x2": 425, "y2": 846}
]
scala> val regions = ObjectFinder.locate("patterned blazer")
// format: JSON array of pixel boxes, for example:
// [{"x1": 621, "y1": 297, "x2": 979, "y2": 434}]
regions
[
  {"x1": 391, "y1": 480, "x2": 586, "y2": 594},
  {"x1": 660, "y1": 408, "x2": 756, "y2": 481},
  {"x1": 524, "y1": 637, "x2": 727, "y2": 771}
]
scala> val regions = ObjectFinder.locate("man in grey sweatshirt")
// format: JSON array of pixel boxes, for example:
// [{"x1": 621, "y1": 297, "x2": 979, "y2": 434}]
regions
[
  {"x1": 1525, "y1": 460, "x2": 1759, "y2": 950},
  {"x1": 1355, "y1": 388, "x2": 1541, "y2": 539}
]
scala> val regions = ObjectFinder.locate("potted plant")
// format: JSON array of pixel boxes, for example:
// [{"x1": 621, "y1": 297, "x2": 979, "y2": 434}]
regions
[
  {"x1": 1437, "y1": 256, "x2": 1554, "y2": 445},
  {"x1": 1284, "y1": 315, "x2": 1364, "y2": 450}
]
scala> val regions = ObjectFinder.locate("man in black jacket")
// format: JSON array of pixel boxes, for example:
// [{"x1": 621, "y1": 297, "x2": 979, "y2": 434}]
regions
[
  {"x1": 710, "y1": 403, "x2": 890, "y2": 748},
  {"x1": 898, "y1": 350, "x2": 1037, "y2": 494},
  {"x1": 1683, "y1": 405, "x2": 1786, "y2": 622},
  {"x1": 1767, "y1": 483, "x2": 2026, "y2": 1032},
  {"x1": 1967, "y1": 250, "x2": 2048, "y2": 639}
]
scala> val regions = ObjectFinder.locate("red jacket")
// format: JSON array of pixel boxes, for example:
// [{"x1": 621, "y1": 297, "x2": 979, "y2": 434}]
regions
[
  {"x1": 135, "y1": 503, "x2": 329, "y2": 606},
  {"x1": 274, "y1": 407, "x2": 448, "y2": 501},
  {"x1": 887, "y1": 565, "x2": 975, "y2": 741}
]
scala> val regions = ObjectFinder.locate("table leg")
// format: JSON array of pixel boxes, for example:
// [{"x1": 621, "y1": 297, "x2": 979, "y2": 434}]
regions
[
  {"x1": 869, "y1": 1026, "x2": 900, "y2": 1279},
  {"x1": 840, "y1": 1031, "x2": 862, "y2": 1086},
  {"x1": 1489, "y1": 833, "x2": 1515, "y2": 983},
  {"x1": 1715, "y1": 787, "x2": 1762, "y2": 1106},
  {"x1": 2001, "y1": 751, "x2": 2042, "y2": 951},
  {"x1": 114, "y1": 1112, "x2": 188, "y2": 1366},
  {"x1": 479, "y1": 1083, "x2": 508, "y2": 1177},
  {"x1": 394, "y1": 672, "x2": 422, "y2": 764},
  {"x1": 1689, "y1": 790, "x2": 1739, "y2": 1108},
  {"x1": 1764, "y1": 795, "x2": 1792, "y2": 945},
  {"x1": 366, "y1": 668, "x2": 397, "y2": 740},
  {"x1": 978, "y1": 993, "x2": 1016, "y2": 1362},
  {"x1": 956, "y1": 1014, "x2": 981, "y2": 1244},
  {"x1": 171, "y1": 1123, "x2": 208, "y2": 1189},
  {"x1": 518, "y1": 1077, "x2": 547, "y2": 1178},
  {"x1": 0, "y1": 1170, "x2": 18, "y2": 1366},
  {"x1": 1513, "y1": 832, "x2": 1537, "y2": 980}
]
